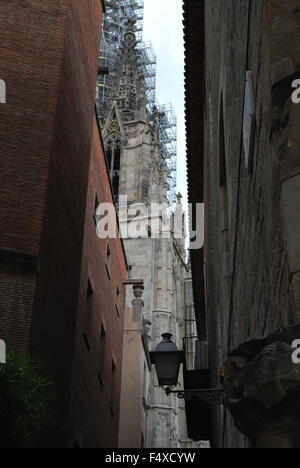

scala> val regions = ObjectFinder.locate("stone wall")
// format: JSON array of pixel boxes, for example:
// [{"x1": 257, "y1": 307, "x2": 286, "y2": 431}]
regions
[{"x1": 205, "y1": 0, "x2": 300, "y2": 447}]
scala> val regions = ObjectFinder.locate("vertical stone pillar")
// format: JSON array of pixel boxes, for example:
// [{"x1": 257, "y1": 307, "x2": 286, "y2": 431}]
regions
[
  {"x1": 118, "y1": 281, "x2": 147, "y2": 448},
  {"x1": 132, "y1": 283, "x2": 145, "y2": 321}
]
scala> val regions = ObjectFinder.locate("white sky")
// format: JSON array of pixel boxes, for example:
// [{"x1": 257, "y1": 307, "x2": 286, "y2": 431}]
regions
[{"x1": 143, "y1": 0, "x2": 187, "y2": 208}]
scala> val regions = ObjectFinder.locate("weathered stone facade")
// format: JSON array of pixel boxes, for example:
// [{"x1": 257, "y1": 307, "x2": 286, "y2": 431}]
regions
[
  {"x1": 224, "y1": 325, "x2": 300, "y2": 448},
  {"x1": 204, "y1": 0, "x2": 300, "y2": 447}
]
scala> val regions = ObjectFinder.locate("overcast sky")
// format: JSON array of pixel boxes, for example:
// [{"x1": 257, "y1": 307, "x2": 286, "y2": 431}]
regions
[{"x1": 143, "y1": 0, "x2": 187, "y2": 207}]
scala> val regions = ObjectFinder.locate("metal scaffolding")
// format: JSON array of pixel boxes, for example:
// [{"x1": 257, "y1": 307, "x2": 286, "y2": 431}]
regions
[
  {"x1": 157, "y1": 103, "x2": 177, "y2": 203},
  {"x1": 136, "y1": 41, "x2": 157, "y2": 106},
  {"x1": 98, "y1": 0, "x2": 177, "y2": 204},
  {"x1": 98, "y1": 0, "x2": 145, "y2": 112}
]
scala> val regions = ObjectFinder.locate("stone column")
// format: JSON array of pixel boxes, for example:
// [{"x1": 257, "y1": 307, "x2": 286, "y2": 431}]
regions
[
  {"x1": 132, "y1": 283, "x2": 145, "y2": 321},
  {"x1": 118, "y1": 280, "x2": 147, "y2": 448}
]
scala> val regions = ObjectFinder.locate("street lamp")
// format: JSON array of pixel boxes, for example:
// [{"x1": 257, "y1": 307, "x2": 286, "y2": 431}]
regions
[
  {"x1": 150, "y1": 333, "x2": 224, "y2": 406},
  {"x1": 150, "y1": 333, "x2": 185, "y2": 387}
]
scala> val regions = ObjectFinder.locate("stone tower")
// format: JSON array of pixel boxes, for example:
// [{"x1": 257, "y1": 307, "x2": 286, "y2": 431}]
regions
[{"x1": 101, "y1": 21, "x2": 195, "y2": 449}]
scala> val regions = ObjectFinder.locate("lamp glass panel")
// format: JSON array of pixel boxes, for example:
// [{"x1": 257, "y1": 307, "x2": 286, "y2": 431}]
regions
[{"x1": 154, "y1": 352, "x2": 182, "y2": 387}]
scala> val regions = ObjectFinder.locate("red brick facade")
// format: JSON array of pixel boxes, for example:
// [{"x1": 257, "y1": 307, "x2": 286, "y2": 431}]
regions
[
  {"x1": 0, "y1": 0, "x2": 72, "y2": 351},
  {"x1": 68, "y1": 118, "x2": 127, "y2": 448},
  {"x1": 0, "y1": 0, "x2": 128, "y2": 448}
]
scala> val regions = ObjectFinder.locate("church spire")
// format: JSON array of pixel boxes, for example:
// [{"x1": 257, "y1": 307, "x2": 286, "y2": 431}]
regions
[
  {"x1": 107, "y1": 18, "x2": 147, "y2": 125},
  {"x1": 102, "y1": 19, "x2": 170, "y2": 206}
]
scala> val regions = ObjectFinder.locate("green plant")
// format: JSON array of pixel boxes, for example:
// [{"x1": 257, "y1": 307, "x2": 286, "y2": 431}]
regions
[{"x1": 0, "y1": 351, "x2": 52, "y2": 448}]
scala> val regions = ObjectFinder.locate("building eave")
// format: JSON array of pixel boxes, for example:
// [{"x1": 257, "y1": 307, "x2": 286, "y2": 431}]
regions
[{"x1": 183, "y1": 0, "x2": 206, "y2": 339}]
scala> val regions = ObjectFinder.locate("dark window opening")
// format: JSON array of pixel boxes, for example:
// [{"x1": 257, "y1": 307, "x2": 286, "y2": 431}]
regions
[
  {"x1": 83, "y1": 280, "x2": 93, "y2": 350},
  {"x1": 105, "y1": 135, "x2": 121, "y2": 199},
  {"x1": 107, "y1": 148, "x2": 112, "y2": 171},
  {"x1": 98, "y1": 373, "x2": 104, "y2": 388},
  {"x1": 116, "y1": 285, "x2": 121, "y2": 316},
  {"x1": 106, "y1": 244, "x2": 111, "y2": 279},
  {"x1": 114, "y1": 148, "x2": 121, "y2": 171},
  {"x1": 94, "y1": 193, "x2": 99, "y2": 226},
  {"x1": 113, "y1": 174, "x2": 119, "y2": 201}
]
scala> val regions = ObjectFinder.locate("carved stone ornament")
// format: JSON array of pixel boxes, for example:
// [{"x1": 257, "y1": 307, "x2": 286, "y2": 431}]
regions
[
  {"x1": 133, "y1": 284, "x2": 144, "y2": 299},
  {"x1": 224, "y1": 325, "x2": 300, "y2": 448}
]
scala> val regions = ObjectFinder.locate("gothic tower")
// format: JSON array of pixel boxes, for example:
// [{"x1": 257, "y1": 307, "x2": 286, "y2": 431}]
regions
[
  {"x1": 101, "y1": 20, "x2": 169, "y2": 207},
  {"x1": 101, "y1": 21, "x2": 196, "y2": 449}
]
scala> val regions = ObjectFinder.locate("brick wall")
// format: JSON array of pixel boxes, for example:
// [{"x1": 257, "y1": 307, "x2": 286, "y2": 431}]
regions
[
  {"x1": 0, "y1": 0, "x2": 127, "y2": 448},
  {"x1": 0, "y1": 252, "x2": 36, "y2": 350},
  {"x1": 29, "y1": 0, "x2": 105, "y2": 447},
  {"x1": 68, "y1": 117, "x2": 127, "y2": 448},
  {"x1": 0, "y1": 0, "x2": 71, "y2": 256},
  {"x1": 0, "y1": 0, "x2": 71, "y2": 351}
]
